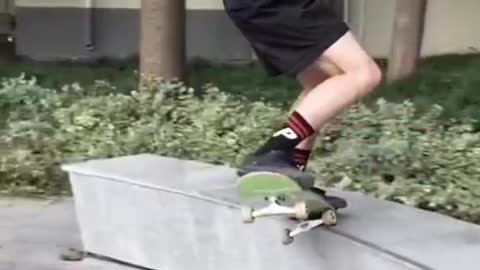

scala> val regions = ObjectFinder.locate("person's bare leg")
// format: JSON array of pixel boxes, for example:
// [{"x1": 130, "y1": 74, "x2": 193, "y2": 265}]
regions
[
  {"x1": 294, "y1": 58, "x2": 344, "y2": 152},
  {"x1": 288, "y1": 58, "x2": 344, "y2": 170},
  {"x1": 293, "y1": 31, "x2": 382, "y2": 130},
  {"x1": 237, "y1": 31, "x2": 380, "y2": 189}
]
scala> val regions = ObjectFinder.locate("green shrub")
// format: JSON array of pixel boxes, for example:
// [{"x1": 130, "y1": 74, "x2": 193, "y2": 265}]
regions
[
  {"x1": 1, "y1": 75, "x2": 479, "y2": 225},
  {"x1": 310, "y1": 100, "x2": 480, "y2": 224},
  {"x1": 0, "y1": 77, "x2": 284, "y2": 194}
]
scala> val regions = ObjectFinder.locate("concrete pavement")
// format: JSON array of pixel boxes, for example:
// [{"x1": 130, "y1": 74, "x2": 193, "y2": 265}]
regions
[
  {"x1": 2, "y1": 154, "x2": 480, "y2": 270},
  {"x1": 0, "y1": 196, "x2": 133, "y2": 270},
  {"x1": 62, "y1": 154, "x2": 480, "y2": 270}
]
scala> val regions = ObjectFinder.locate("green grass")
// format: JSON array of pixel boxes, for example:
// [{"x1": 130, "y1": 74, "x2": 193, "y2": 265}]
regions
[
  {"x1": 188, "y1": 60, "x2": 299, "y2": 108},
  {"x1": 0, "y1": 61, "x2": 138, "y2": 94},
  {"x1": 189, "y1": 54, "x2": 480, "y2": 120},
  {"x1": 1, "y1": 53, "x2": 480, "y2": 119},
  {"x1": 375, "y1": 54, "x2": 480, "y2": 120}
]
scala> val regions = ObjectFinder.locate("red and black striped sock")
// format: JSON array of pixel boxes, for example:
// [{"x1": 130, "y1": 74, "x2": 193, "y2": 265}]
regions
[
  {"x1": 293, "y1": 149, "x2": 311, "y2": 171},
  {"x1": 286, "y1": 111, "x2": 315, "y2": 140},
  {"x1": 254, "y1": 111, "x2": 315, "y2": 156}
]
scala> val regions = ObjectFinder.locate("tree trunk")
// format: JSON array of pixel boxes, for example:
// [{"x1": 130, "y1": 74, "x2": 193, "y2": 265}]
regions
[
  {"x1": 387, "y1": 0, "x2": 427, "y2": 82},
  {"x1": 139, "y1": 0, "x2": 186, "y2": 86}
]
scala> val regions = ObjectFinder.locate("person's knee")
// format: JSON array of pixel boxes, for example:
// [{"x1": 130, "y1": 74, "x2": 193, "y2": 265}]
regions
[
  {"x1": 353, "y1": 61, "x2": 382, "y2": 95},
  {"x1": 298, "y1": 64, "x2": 330, "y2": 91},
  {"x1": 298, "y1": 56, "x2": 345, "y2": 90}
]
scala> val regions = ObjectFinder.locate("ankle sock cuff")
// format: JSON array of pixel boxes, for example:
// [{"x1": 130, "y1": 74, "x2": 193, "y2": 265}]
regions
[
  {"x1": 293, "y1": 148, "x2": 311, "y2": 167},
  {"x1": 287, "y1": 111, "x2": 315, "y2": 140}
]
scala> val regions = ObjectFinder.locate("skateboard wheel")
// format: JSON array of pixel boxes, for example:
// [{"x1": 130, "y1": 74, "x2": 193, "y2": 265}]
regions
[
  {"x1": 241, "y1": 207, "x2": 255, "y2": 223},
  {"x1": 322, "y1": 209, "x2": 337, "y2": 226},
  {"x1": 60, "y1": 247, "x2": 86, "y2": 261},
  {"x1": 282, "y1": 228, "x2": 294, "y2": 245},
  {"x1": 294, "y1": 202, "x2": 309, "y2": 220}
]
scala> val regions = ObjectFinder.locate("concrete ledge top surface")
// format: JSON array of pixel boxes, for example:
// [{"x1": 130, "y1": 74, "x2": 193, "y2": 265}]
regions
[
  {"x1": 62, "y1": 154, "x2": 236, "y2": 192},
  {"x1": 62, "y1": 154, "x2": 480, "y2": 270}
]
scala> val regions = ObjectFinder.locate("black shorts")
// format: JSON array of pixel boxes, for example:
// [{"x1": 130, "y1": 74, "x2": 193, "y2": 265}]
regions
[{"x1": 223, "y1": 0, "x2": 349, "y2": 77}]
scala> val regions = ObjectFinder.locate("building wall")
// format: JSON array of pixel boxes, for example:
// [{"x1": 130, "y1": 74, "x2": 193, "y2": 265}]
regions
[
  {"x1": 0, "y1": 0, "x2": 14, "y2": 35},
  {"x1": 421, "y1": 0, "x2": 480, "y2": 56},
  {"x1": 13, "y1": 0, "x2": 480, "y2": 62},
  {"x1": 0, "y1": 1, "x2": 7, "y2": 13},
  {"x1": 350, "y1": 0, "x2": 480, "y2": 58},
  {"x1": 0, "y1": 0, "x2": 15, "y2": 13},
  {"x1": 14, "y1": 0, "x2": 252, "y2": 62}
]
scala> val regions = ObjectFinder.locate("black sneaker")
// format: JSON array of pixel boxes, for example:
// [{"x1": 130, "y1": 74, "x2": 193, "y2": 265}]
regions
[
  {"x1": 310, "y1": 186, "x2": 348, "y2": 209},
  {"x1": 237, "y1": 150, "x2": 315, "y2": 190}
]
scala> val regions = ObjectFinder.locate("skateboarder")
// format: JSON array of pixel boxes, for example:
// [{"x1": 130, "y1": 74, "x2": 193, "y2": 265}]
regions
[{"x1": 224, "y1": 0, "x2": 382, "y2": 189}]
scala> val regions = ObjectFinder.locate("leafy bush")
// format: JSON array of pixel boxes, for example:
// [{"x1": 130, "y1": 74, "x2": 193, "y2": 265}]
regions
[
  {"x1": 1, "y1": 75, "x2": 479, "y2": 225},
  {"x1": 0, "y1": 76, "x2": 284, "y2": 194},
  {"x1": 309, "y1": 100, "x2": 480, "y2": 224}
]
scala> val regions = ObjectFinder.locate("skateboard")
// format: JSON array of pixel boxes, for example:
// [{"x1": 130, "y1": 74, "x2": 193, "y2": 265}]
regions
[{"x1": 236, "y1": 171, "x2": 347, "y2": 245}]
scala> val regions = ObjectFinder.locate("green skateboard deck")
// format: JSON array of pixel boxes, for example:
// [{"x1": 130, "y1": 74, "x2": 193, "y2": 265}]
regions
[
  {"x1": 237, "y1": 171, "x2": 303, "y2": 199},
  {"x1": 237, "y1": 171, "x2": 347, "y2": 211},
  {"x1": 236, "y1": 171, "x2": 347, "y2": 245}
]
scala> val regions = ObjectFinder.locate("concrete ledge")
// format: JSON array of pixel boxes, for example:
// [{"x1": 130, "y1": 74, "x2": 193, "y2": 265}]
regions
[{"x1": 62, "y1": 154, "x2": 480, "y2": 270}]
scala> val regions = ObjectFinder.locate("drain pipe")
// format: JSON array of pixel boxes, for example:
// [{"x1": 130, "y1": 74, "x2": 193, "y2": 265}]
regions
[
  {"x1": 358, "y1": 0, "x2": 367, "y2": 44},
  {"x1": 343, "y1": 0, "x2": 349, "y2": 22},
  {"x1": 85, "y1": 0, "x2": 94, "y2": 51}
]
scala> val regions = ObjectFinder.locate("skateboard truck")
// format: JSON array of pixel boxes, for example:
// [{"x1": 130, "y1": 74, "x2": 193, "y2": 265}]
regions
[
  {"x1": 240, "y1": 195, "x2": 338, "y2": 245},
  {"x1": 241, "y1": 196, "x2": 309, "y2": 223},
  {"x1": 282, "y1": 208, "x2": 337, "y2": 245}
]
